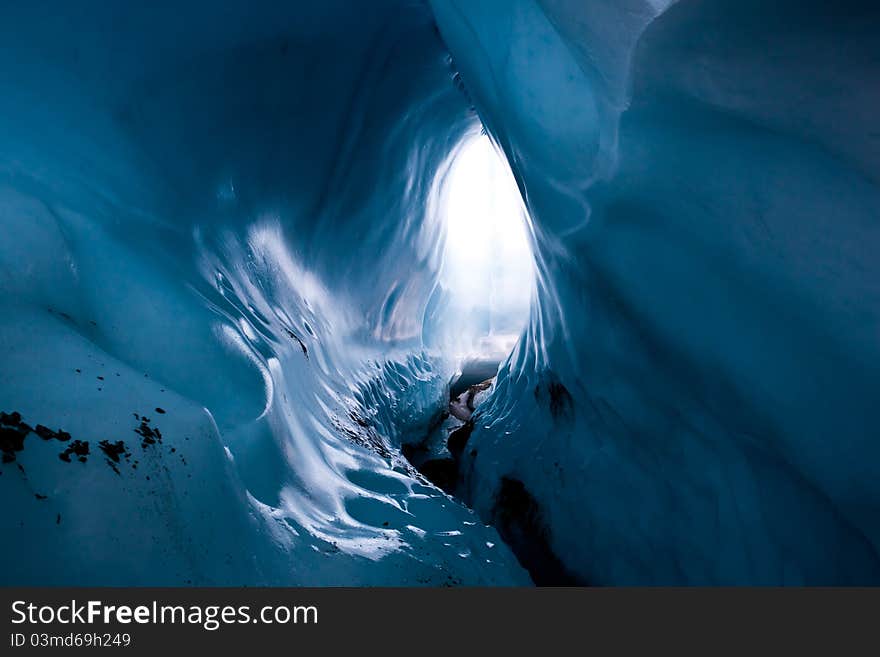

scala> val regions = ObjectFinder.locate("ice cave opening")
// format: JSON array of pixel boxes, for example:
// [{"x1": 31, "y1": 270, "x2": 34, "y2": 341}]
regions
[
  {"x1": 437, "y1": 132, "x2": 535, "y2": 363},
  {"x1": 398, "y1": 130, "x2": 545, "y2": 574}
]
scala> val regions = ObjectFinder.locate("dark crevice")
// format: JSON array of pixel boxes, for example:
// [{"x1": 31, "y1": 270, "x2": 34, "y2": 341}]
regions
[
  {"x1": 491, "y1": 477, "x2": 584, "y2": 586},
  {"x1": 400, "y1": 366, "x2": 581, "y2": 586}
]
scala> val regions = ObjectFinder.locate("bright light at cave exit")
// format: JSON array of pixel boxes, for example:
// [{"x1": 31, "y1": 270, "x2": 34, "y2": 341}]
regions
[{"x1": 441, "y1": 134, "x2": 535, "y2": 359}]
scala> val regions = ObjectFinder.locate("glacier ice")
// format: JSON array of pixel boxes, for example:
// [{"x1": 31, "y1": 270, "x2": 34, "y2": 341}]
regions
[
  {"x1": 2, "y1": 0, "x2": 880, "y2": 586},
  {"x1": 0, "y1": 0, "x2": 528, "y2": 585},
  {"x1": 432, "y1": 0, "x2": 880, "y2": 584}
]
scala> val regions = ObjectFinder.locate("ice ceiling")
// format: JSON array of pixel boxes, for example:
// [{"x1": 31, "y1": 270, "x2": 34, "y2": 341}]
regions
[{"x1": 1, "y1": 0, "x2": 879, "y2": 585}]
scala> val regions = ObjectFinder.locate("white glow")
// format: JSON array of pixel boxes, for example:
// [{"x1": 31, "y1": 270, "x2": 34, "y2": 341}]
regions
[{"x1": 439, "y1": 134, "x2": 535, "y2": 359}]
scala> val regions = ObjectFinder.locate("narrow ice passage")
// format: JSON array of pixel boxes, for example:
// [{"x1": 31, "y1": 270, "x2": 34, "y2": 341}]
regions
[{"x1": 2, "y1": 0, "x2": 880, "y2": 585}]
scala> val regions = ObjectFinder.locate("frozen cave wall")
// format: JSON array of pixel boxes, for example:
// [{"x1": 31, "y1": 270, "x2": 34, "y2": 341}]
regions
[
  {"x1": 0, "y1": 0, "x2": 528, "y2": 585},
  {"x1": 432, "y1": 0, "x2": 880, "y2": 584}
]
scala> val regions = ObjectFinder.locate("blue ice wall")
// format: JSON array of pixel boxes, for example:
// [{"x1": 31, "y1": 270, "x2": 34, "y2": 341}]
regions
[
  {"x1": 0, "y1": 1, "x2": 527, "y2": 585},
  {"x1": 432, "y1": 0, "x2": 880, "y2": 583},
  {"x1": 3, "y1": 0, "x2": 879, "y2": 586}
]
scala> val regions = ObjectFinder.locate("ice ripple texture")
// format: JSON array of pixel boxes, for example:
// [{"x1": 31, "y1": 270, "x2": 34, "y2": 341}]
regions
[{"x1": 0, "y1": 0, "x2": 527, "y2": 585}]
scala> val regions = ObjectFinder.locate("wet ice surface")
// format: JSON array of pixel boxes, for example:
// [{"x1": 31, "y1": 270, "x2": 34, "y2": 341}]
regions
[
  {"x1": 0, "y1": 231, "x2": 528, "y2": 585},
  {"x1": 0, "y1": 1, "x2": 528, "y2": 586}
]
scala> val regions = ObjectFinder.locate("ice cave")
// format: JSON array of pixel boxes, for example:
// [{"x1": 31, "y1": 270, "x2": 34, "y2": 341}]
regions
[{"x1": 1, "y1": 0, "x2": 879, "y2": 585}]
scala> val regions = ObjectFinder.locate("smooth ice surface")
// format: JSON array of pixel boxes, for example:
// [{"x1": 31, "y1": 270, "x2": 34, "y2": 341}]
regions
[{"x1": 432, "y1": 0, "x2": 880, "y2": 583}]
